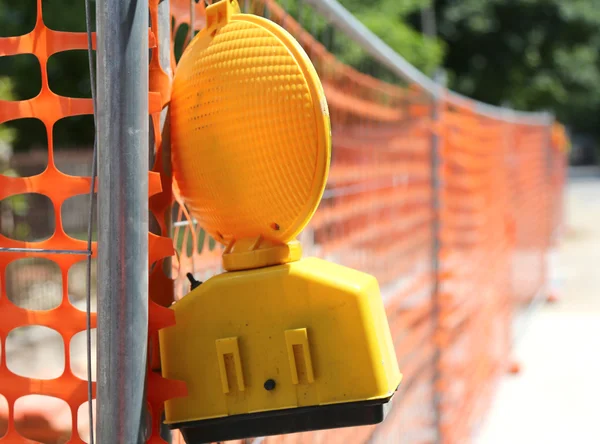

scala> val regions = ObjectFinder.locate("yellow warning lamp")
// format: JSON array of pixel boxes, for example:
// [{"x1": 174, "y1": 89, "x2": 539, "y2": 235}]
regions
[{"x1": 159, "y1": 1, "x2": 401, "y2": 442}]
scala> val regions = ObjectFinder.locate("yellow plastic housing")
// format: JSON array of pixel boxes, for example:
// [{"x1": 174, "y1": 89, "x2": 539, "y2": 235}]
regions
[
  {"x1": 159, "y1": 257, "x2": 401, "y2": 424},
  {"x1": 170, "y1": 1, "x2": 331, "y2": 245}
]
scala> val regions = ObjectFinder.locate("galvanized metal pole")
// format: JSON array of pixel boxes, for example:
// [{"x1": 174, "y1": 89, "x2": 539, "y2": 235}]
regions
[
  {"x1": 420, "y1": 5, "x2": 437, "y2": 39},
  {"x1": 157, "y1": 0, "x2": 174, "y2": 281},
  {"x1": 96, "y1": 0, "x2": 149, "y2": 442},
  {"x1": 430, "y1": 69, "x2": 446, "y2": 444},
  {"x1": 189, "y1": 0, "x2": 195, "y2": 43},
  {"x1": 156, "y1": 1, "x2": 174, "y2": 441}
]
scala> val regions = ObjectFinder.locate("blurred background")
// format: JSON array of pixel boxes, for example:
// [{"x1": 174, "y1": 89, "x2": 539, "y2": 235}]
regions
[
  {"x1": 0, "y1": 0, "x2": 597, "y2": 443},
  {"x1": 3, "y1": 0, "x2": 600, "y2": 164}
]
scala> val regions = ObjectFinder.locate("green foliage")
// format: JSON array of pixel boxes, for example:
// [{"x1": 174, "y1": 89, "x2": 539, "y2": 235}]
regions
[
  {"x1": 432, "y1": 0, "x2": 600, "y2": 136},
  {"x1": 273, "y1": 0, "x2": 443, "y2": 79},
  {"x1": 0, "y1": 76, "x2": 15, "y2": 101},
  {"x1": 336, "y1": 0, "x2": 444, "y2": 77},
  {"x1": 0, "y1": 77, "x2": 17, "y2": 145}
]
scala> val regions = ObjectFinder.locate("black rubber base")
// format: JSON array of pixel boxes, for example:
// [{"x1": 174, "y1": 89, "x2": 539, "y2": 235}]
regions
[{"x1": 171, "y1": 396, "x2": 394, "y2": 444}]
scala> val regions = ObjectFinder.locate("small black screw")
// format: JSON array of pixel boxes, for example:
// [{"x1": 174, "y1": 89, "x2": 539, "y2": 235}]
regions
[
  {"x1": 186, "y1": 272, "x2": 203, "y2": 290},
  {"x1": 264, "y1": 379, "x2": 276, "y2": 391}
]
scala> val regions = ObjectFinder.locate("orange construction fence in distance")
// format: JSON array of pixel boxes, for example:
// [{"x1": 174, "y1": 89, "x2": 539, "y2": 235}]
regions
[{"x1": 170, "y1": 2, "x2": 566, "y2": 444}]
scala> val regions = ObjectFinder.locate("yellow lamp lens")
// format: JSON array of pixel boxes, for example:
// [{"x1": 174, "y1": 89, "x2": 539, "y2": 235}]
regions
[{"x1": 170, "y1": 11, "x2": 331, "y2": 245}]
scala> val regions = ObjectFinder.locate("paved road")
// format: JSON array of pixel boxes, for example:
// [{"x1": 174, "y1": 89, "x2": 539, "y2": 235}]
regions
[{"x1": 476, "y1": 167, "x2": 600, "y2": 444}]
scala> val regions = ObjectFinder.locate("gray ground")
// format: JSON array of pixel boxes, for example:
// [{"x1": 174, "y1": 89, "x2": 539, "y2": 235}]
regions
[{"x1": 476, "y1": 167, "x2": 600, "y2": 444}]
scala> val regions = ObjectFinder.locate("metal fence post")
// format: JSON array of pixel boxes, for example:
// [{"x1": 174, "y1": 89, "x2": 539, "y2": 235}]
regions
[
  {"x1": 544, "y1": 113, "x2": 556, "y2": 298},
  {"x1": 430, "y1": 69, "x2": 447, "y2": 444},
  {"x1": 157, "y1": 0, "x2": 174, "y2": 441},
  {"x1": 96, "y1": 0, "x2": 149, "y2": 442}
]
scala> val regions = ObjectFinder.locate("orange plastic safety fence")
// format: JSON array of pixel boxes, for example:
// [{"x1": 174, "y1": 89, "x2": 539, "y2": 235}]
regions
[
  {"x1": 436, "y1": 107, "x2": 515, "y2": 443},
  {"x1": 0, "y1": 1, "x2": 98, "y2": 441},
  {"x1": 0, "y1": 1, "x2": 568, "y2": 444},
  {"x1": 0, "y1": 0, "x2": 182, "y2": 442},
  {"x1": 169, "y1": 2, "x2": 566, "y2": 444},
  {"x1": 549, "y1": 123, "x2": 568, "y2": 243},
  {"x1": 171, "y1": 2, "x2": 436, "y2": 444}
]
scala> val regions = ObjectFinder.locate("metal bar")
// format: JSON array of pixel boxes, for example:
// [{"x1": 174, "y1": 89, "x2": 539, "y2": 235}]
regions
[
  {"x1": 281, "y1": 0, "x2": 289, "y2": 27},
  {"x1": 302, "y1": 0, "x2": 553, "y2": 125},
  {"x1": 189, "y1": 0, "x2": 195, "y2": 42},
  {"x1": 96, "y1": 0, "x2": 149, "y2": 442},
  {"x1": 430, "y1": 70, "x2": 445, "y2": 444},
  {"x1": 158, "y1": 0, "x2": 173, "y2": 81},
  {"x1": 297, "y1": 0, "x2": 304, "y2": 25},
  {"x1": 0, "y1": 247, "x2": 91, "y2": 255},
  {"x1": 173, "y1": 219, "x2": 197, "y2": 227},
  {"x1": 84, "y1": 0, "x2": 99, "y2": 440},
  {"x1": 420, "y1": 5, "x2": 437, "y2": 38},
  {"x1": 153, "y1": 0, "x2": 174, "y2": 287},
  {"x1": 304, "y1": 0, "x2": 437, "y2": 91},
  {"x1": 156, "y1": 1, "x2": 174, "y2": 441}
]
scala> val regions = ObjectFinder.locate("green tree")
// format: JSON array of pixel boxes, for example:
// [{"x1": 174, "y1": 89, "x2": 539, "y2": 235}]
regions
[
  {"x1": 273, "y1": 0, "x2": 444, "y2": 82},
  {"x1": 430, "y1": 0, "x2": 600, "y2": 136},
  {"x1": 335, "y1": 0, "x2": 444, "y2": 77}
]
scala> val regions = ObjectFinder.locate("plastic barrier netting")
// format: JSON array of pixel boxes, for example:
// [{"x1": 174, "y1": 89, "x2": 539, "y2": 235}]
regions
[
  {"x1": 0, "y1": 1, "x2": 98, "y2": 441},
  {"x1": 0, "y1": 0, "x2": 568, "y2": 443}
]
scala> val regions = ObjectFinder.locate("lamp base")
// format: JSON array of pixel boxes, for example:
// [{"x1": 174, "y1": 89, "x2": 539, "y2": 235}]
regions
[{"x1": 172, "y1": 395, "x2": 395, "y2": 444}]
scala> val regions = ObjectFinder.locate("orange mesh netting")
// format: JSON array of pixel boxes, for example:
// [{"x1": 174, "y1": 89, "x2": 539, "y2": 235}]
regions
[
  {"x1": 0, "y1": 0, "x2": 567, "y2": 443},
  {"x1": 0, "y1": 0, "x2": 183, "y2": 442},
  {"x1": 0, "y1": 1, "x2": 99, "y2": 441},
  {"x1": 169, "y1": 2, "x2": 566, "y2": 444}
]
